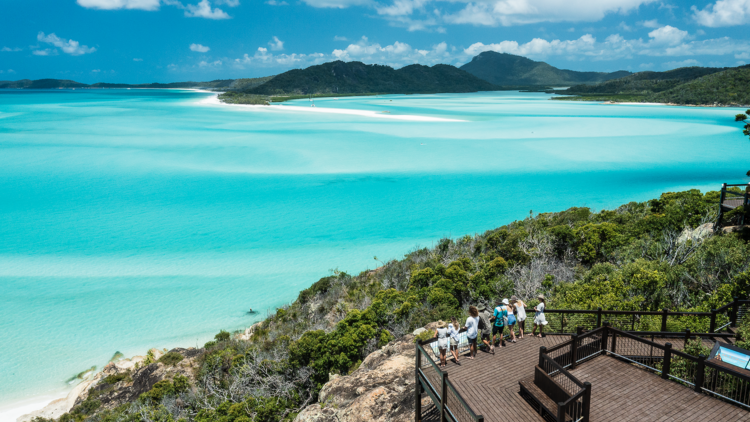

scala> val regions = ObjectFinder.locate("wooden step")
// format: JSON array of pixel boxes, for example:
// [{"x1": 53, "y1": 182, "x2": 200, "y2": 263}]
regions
[{"x1": 519, "y1": 376, "x2": 559, "y2": 421}]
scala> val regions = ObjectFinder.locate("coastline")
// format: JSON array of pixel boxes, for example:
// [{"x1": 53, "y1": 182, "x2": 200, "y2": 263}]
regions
[
  {"x1": 0, "y1": 392, "x2": 68, "y2": 422},
  {"x1": 552, "y1": 97, "x2": 749, "y2": 108},
  {"x1": 197, "y1": 93, "x2": 467, "y2": 122}
]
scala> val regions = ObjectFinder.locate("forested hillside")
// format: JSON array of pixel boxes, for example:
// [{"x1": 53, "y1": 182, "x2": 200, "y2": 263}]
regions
[
  {"x1": 559, "y1": 65, "x2": 750, "y2": 105},
  {"x1": 42, "y1": 188, "x2": 750, "y2": 422},
  {"x1": 460, "y1": 52, "x2": 630, "y2": 87},
  {"x1": 242, "y1": 61, "x2": 498, "y2": 95}
]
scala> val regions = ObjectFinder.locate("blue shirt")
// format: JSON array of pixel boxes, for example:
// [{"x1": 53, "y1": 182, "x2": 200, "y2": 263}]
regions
[{"x1": 493, "y1": 306, "x2": 507, "y2": 327}]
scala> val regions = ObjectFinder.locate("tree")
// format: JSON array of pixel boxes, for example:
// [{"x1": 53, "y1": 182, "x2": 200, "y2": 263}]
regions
[{"x1": 736, "y1": 110, "x2": 750, "y2": 137}]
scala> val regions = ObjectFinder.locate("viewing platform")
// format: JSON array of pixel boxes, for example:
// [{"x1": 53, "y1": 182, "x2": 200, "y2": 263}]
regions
[{"x1": 415, "y1": 299, "x2": 750, "y2": 422}]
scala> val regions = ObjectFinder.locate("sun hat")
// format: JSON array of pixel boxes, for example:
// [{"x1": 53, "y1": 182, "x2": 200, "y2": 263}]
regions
[
  {"x1": 437, "y1": 320, "x2": 446, "y2": 328},
  {"x1": 538, "y1": 294, "x2": 546, "y2": 300},
  {"x1": 502, "y1": 298, "x2": 509, "y2": 305},
  {"x1": 510, "y1": 295, "x2": 518, "y2": 302},
  {"x1": 477, "y1": 304, "x2": 486, "y2": 311}
]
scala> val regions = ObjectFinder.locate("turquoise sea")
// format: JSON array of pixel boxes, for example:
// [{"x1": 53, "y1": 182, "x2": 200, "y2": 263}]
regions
[{"x1": 0, "y1": 89, "x2": 748, "y2": 414}]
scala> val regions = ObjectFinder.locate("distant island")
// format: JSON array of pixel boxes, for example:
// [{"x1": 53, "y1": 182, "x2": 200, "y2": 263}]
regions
[
  {"x1": 556, "y1": 64, "x2": 750, "y2": 106},
  {"x1": 458, "y1": 51, "x2": 630, "y2": 88},
  {"x1": 5, "y1": 52, "x2": 750, "y2": 107}
]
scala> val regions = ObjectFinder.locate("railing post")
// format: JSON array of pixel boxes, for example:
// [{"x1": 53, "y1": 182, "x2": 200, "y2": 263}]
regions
[
  {"x1": 684, "y1": 329, "x2": 691, "y2": 346},
  {"x1": 415, "y1": 343, "x2": 421, "y2": 422},
  {"x1": 596, "y1": 307, "x2": 602, "y2": 328},
  {"x1": 557, "y1": 402, "x2": 566, "y2": 422},
  {"x1": 440, "y1": 371, "x2": 447, "y2": 422},
  {"x1": 709, "y1": 309, "x2": 717, "y2": 333},
  {"x1": 732, "y1": 296, "x2": 740, "y2": 327},
  {"x1": 718, "y1": 183, "x2": 727, "y2": 227},
  {"x1": 694, "y1": 354, "x2": 706, "y2": 393},
  {"x1": 576, "y1": 326, "x2": 584, "y2": 336},
  {"x1": 661, "y1": 308, "x2": 669, "y2": 332},
  {"x1": 601, "y1": 322, "x2": 609, "y2": 355},
  {"x1": 571, "y1": 333, "x2": 579, "y2": 369},
  {"x1": 582, "y1": 382, "x2": 592, "y2": 422},
  {"x1": 539, "y1": 346, "x2": 547, "y2": 368},
  {"x1": 662, "y1": 343, "x2": 672, "y2": 380}
]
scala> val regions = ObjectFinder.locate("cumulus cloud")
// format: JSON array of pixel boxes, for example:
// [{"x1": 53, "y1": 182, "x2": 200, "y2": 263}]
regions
[
  {"x1": 190, "y1": 43, "x2": 211, "y2": 52},
  {"x1": 331, "y1": 36, "x2": 451, "y2": 67},
  {"x1": 199, "y1": 59, "x2": 223, "y2": 67},
  {"x1": 647, "y1": 25, "x2": 688, "y2": 46},
  {"x1": 265, "y1": 0, "x2": 288, "y2": 4},
  {"x1": 214, "y1": 0, "x2": 240, "y2": 5},
  {"x1": 37, "y1": 32, "x2": 96, "y2": 56},
  {"x1": 301, "y1": 0, "x2": 371, "y2": 8},
  {"x1": 463, "y1": 34, "x2": 597, "y2": 58},
  {"x1": 693, "y1": 0, "x2": 750, "y2": 27},
  {"x1": 639, "y1": 19, "x2": 660, "y2": 28},
  {"x1": 268, "y1": 36, "x2": 284, "y2": 51},
  {"x1": 76, "y1": 0, "x2": 160, "y2": 10},
  {"x1": 2, "y1": 47, "x2": 22, "y2": 52},
  {"x1": 334, "y1": 35, "x2": 348, "y2": 41},
  {"x1": 185, "y1": 0, "x2": 230, "y2": 19},
  {"x1": 32, "y1": 49, "x2": 57, "y2": 56},
  {"x1": 663, "y1": 59, "x2": 701, "y2": 68}
]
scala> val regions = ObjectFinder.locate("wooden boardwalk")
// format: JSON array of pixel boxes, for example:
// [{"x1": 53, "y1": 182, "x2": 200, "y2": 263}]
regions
[{"x1": 420, "y1": 334, "x2": 744, "y2": 422}]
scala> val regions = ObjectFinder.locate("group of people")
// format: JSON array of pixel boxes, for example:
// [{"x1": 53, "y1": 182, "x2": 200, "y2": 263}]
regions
[{"x1": 433, "y1": 294, "x2": 548, "y2": 367}]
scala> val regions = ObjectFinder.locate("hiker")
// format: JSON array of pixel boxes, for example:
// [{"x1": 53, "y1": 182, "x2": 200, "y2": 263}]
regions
[
  {"x1": 465, "y1": 306, "x2": 480, "y2": 359},
  {"x1": 511, "y1": 295, "x2": 527, "y2": 339},
  {"x1": 491, "y1": 300, "x2": 507, "y2": 348},
  {"x1": 448, "y1": 316, "x2": 461, "y2": 364},
  {"x1": 533, "y1": 294, "x2": 548, "y2": 338},
  {"x1": 503, "y1": 298, "x2": 517, "y2": 343},
  {"x1": 434, "y1": 320, "x2": 449, "y2": 368},
  {"x1": 477, "y1": 304, "x2": 493, "y2": 354}
]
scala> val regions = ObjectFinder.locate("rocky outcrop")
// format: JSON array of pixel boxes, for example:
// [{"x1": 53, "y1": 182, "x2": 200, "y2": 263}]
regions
[
  {"x1": 294, "y1": 332, "x2": 421, "y2": 422},
  {"x1": 18, "y1": 347, "x2": 203, "y2": 422}
]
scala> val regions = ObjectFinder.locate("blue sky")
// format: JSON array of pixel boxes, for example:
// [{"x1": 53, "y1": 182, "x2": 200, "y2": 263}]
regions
[{"x1": 1, "y1": 0, "x2": 750, "y2": 83}]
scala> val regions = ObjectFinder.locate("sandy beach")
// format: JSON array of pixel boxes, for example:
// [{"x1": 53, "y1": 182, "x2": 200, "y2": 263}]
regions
[
  {"x1": 0, "y1": 391, "x2": 68, "y2": 422},
  {"x1": 197, "y1": 93, "x2": 467, "y2": 122}
]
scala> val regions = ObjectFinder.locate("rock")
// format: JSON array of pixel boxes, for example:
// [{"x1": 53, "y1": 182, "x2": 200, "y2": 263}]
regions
[
  {"x1": 677, "y1": 222, "x2": 715, "y2": 244},
  {"x1": 149, "y1": 348, "x2": 165, "y2": 361},
  {"x1": 412, "y1": 327, "x2": 426, "y2": 336},
  {"x1": 294, "y1": 331, "x2": 418, "y2": 422},
  {"x1": 238, "y1": 322, "x2": 263, "y2": 341}
]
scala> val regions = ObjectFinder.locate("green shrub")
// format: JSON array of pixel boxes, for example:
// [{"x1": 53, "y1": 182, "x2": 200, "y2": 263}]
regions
[
  {"x1": 215, "y1": 330, "x2": 231, "y2": 342},
  {"x1": 157, "y1": 352, "x2": 184, "y2": 366}
]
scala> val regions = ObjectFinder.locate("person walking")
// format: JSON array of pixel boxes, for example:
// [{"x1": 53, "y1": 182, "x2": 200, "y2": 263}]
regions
[
  {"x1": 434, "y1": 320, "x2": 449, "y2": 368},
  {"x1": 502, "y1": 298, "x2": 517, "y2": 343},
  {"x1": 533, "y1": 294, "x2": 548, "y2": 338},
  {"x1": 465, "y1": 306, "x2": 480, "y2": 359},
  {"x1": 492, "y1": 300, "x2": 507, "y2": 348},
  {"x1": 511, "y1": 295, "x2": 527, "y2": 339},
  {"x1": 478, "y1": 304, "x2": 493, "y2": 354},
  {"x1": 448, "y1": 316, "x2": 461, "y2": 364}
]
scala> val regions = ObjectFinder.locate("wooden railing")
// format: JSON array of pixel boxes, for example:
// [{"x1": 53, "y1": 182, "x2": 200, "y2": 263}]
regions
[
  {"x1": 718, "y1": 183, "x2": 750, "y2": 227},
  {"x1": 537, "y1": 347, "x2": 592, "y2": 422},
  {"x1": 415, "y1": 337, "x2": 484, "y2": 422}
]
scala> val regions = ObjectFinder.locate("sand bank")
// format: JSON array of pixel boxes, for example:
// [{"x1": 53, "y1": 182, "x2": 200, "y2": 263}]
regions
[{"x1": 197, "y1": 93, "x2": 466, "y2": 122}]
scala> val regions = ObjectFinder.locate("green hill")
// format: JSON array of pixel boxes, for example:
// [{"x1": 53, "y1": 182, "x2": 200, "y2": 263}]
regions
[
  {"x1": 558, "y1": 65, "x2": 750, "y2": 105},
  {"x1": 459, "y1": 52, "x2": 630, "y2": 87},
  {"x1": 243, "y1": 61, "x2": 498, "y2": 96},
  {"x1": 0, "y1": 79, "x2": 89, "y2": 89},
  {"x1": 0, "y1": 78, "x2": 251, "y2": 90}
]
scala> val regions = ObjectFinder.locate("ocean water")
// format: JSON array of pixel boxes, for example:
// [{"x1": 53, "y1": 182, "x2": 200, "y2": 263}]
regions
[{"x1": 0, "y1": 89, "x2": 748, "y2": 415}]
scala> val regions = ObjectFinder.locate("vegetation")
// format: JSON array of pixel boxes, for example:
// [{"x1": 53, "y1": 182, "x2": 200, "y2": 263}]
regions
[
  {"x1": 157, "y1": 352, "x2": 184, "y2": 366},
  {"x1": 0, "y1": 78, "x2": 255, "y2": 90},
  {"x1": 459, "y1": 52, "x2": 630, "y2": 87},
  {"x1": 559, "y1": 65, "x2": 750, "y2": 106},
  {"x1": 737, "y1": 110, "x2": 750, "y2": 139},
  {"x1": 241, "y1": 61, "x2": 498, "y2": 96},
  {"x1": 51, "y1": 188, "x2": 750, "y2": 422}
]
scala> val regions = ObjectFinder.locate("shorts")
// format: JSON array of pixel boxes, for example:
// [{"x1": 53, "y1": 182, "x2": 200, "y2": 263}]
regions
[
  {"x1": 481, "y1": 333, "x2": 491, "y2": 341},
  {"x1": 492, "y1": 325, "x2": 504, "y2": 335},
  {"x1": 450, "y1": 338, "x2": 458, "y2": 347},
  {"x1": 467, "y1": 336, "x2": 477, "y2": 345}
]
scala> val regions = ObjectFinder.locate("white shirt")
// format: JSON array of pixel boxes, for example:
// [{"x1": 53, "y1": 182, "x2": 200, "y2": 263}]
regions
[
  {"x1": 465, "y1": 316, "x2": 479, "y2": 338},
  {"x1": 448, "y1": 323, "x2": 460, "y2": 342}
]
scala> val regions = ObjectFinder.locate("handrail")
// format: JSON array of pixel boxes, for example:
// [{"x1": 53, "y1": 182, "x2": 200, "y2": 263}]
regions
[
  {"x1": 447, "y1": 379, "x2": 483, "y2": 422},
  {"x1": 540, "y1": 353, "x2": 585, "y2": 390},
  {"x1": 523, "y1": 308, "x2": 712, "y2": 316},
  {"x1": 626, "y1": 331, "x2": 735, "y2": 338}
]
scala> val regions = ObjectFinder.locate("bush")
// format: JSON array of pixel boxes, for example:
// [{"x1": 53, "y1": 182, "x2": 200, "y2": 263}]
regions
[
  {"x1": 157, "y1": 352, "x2": 184, "y2": 366},
  {"x1": 215, "y1": 330, "x2": 231, "y2": 342}
]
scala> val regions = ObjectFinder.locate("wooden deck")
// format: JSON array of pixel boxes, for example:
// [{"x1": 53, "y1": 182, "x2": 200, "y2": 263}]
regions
[{"x1": 420, "y1": 334, "x2": 745, "y2": 422}]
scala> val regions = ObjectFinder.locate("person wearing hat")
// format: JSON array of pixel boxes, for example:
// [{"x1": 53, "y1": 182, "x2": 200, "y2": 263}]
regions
[
  {"x1": 477, "y1": 304, "x2": 493, "y2": 354},
  {"x1": 434, "y1": 320, "x2": 450, "y2": 368},
  {"x1": 533, "y1": 294, "x2": 548, "y2": 338},
  {"x1": 511, "y1": 295, "x2": 528, "y2": 339},
  {"x1": 502, "y1": 298, "x2": 518, "y2": 343},
  {"x1": 491, "y1": 300, "x2": 507, "y2": 349}
]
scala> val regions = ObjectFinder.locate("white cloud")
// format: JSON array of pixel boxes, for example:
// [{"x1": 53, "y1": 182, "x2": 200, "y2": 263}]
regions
[
  {"x1": 32, "y1": 49, "x2": 57, "y2": 56},
  {"x1": 2, "y1": 47, "x2": 22, "y2": 52},
  {"x1": 37, "y1": 32, "x2": 96, "y2": 56},
  {"x1": 133, "y1": 58, "x2": 143, "y2": 61},
  {"x1": 663, "y1": 59, "x2": 701, "y2": 68},
  {"x1": 463, "y1": 34, "x2": 597, "y2": 58},
  {"x1": 331, "y1": 36, "x2": 452, "y2": 67},
  {"x1": 92, "y1": 69, "x2": 101, "y2": 73},
  {"x1": 693, "y1": 0, "x2": 750, "y2": 27},
  {"x1": 301, "y1": 0, "x2": 371, "y2": 8},
  {"x1": 215, "y1": 0, "x2": 239, "y2": 5},
  {"x1": 639, "y1": 19, "x2": 660, "y2": 28},
  {"x1": 185, "y1": 0, "x2": 230, "y2": 19},
  {"x1": 268, "y1": 36, "x2": 284, "y2": 51},
  {"x1": 265, "y1": 0, "x2": 288, "y2": 4},
  {"x1": 647, "y1": 25, "x2": 688, "y2": 46},
  {"x1": 639, "y1": 62, "x2": 654, "y2": 68},
  {"x1": 736, "y1": 52, "x2": 750, "y2": 59},
  {"x1": 334, "y1": 35, "x2": 348, "y2": 41},
  {"x1": 190, "y1": 43, "x2": 211, "y2": 52},
  {"x1": 617, "y1": 22, "x2": 633, "y2": 31},
  {"x1": 76, "y1": 0, "x2": 160, "y2": 10},
  {"x1": 199, "y1": 59, "x2": 223, "y2": 67},
  {"x1": 376, "y1": 0, "x2": 428, "y2": 16}
]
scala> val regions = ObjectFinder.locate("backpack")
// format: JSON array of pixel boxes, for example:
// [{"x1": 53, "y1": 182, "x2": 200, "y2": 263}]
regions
[{"x1": 478, "y1": 315, "x2": 486, "y2": 330}]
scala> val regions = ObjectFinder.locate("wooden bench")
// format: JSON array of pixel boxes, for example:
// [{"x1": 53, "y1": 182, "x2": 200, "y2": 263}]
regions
[{"x1": 519, "y1": 366, "x2": 577, "y2": 422}]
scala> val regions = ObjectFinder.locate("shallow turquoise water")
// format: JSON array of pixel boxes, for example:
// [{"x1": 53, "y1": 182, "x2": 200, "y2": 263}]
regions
[{"x1": 0, "y1": 89, "x2": 748, "y2": 409}]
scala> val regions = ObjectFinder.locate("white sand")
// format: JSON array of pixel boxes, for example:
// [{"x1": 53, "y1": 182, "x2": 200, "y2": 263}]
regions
[
  {"x1": 197, "y1": 93, "x2": 466, "y2": 122},
  {"x1": 0, "y1": 391, "x2": 68, "y2": 422}
]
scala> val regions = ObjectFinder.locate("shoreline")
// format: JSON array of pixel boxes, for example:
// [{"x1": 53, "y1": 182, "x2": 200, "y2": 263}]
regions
[
  {"x1": 0, "y1": 391, "x2": 69, "y2": 422},
  {"x1": 197, "y1": 93, "x2": 467, "y2": 122},
  {"x1": 552, "y1": 97, "x2": 749, "y2": 108}
]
